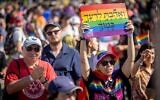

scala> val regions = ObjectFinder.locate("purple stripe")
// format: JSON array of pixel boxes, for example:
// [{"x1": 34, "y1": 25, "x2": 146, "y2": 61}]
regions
[
  {"x1": 84, "y1": 30, "x2": 129, "y2": 39},
  {"x1": 137, "y1": 38, "x2": 149, "y2": 45}
]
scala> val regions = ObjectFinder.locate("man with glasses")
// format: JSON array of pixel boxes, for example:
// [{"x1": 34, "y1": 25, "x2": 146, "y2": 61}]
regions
[
  {"x1": 4, "y1": 36, "x2": 57, "y2": 100},
  {"x1": 42, "y1": 23, "x2": 81, "y2": 85}
]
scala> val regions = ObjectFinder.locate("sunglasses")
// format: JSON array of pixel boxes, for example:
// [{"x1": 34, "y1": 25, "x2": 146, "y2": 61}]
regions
[
  {"x1": 46, "y1": 30, "x2": 60, "y2": 36},
  {"x1": 101, "y1": 60, "x2": 115, "y2": 66},
  {"x1": 65, "y1": 91, "x2": 77, "y2": 97},
  {"x1": 26, "y1": 46, "x2": 41, "y2": 52}
]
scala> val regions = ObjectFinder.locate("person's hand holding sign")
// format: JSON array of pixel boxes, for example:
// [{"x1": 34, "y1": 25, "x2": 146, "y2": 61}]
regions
[
  {"x1": 124, "y1": 20, "x2": 134, "y2": 34},
  {"x1": 79, "y1": 23, "x2": 90, "y2": 39}
]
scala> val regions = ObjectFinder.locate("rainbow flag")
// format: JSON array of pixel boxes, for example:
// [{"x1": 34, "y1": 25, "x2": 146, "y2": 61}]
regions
[
  {"x1": 136, "y1": 32, "x2": 149, "y2": 45},
  {"x1": 78, "y1": 79, "x2": 89, "y2": 100},
  {"x1": 80, "y1": 3, "x2": 129, "y2": 39}
]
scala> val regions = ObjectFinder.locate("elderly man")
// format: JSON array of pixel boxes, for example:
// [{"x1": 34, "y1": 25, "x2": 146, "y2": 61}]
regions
[{"x1": 4, "y1": 36, "x2": 57, "y2": 100}]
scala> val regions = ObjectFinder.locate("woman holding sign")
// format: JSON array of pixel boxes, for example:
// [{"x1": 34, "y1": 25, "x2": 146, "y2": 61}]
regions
[{"x1": 79, "y1": 21, "x2": 135, "y2": 100}]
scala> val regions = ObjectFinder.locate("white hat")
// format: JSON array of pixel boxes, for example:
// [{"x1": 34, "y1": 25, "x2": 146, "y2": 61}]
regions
[{"x1": 23, "y1": 36, "x2": 42, "y2": 47}]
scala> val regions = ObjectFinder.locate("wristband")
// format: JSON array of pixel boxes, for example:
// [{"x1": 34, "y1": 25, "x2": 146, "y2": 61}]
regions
[
  {"x1": 128, "y1": 34, "x2": 133, "y2": 38},
  {"x1": 139, "y1": 59, "x2": 143, "y2": 66},
  {"x1": 140, "y1": 61, "x2": 143, "y2": 66},
  {"x1": 29, "y1": 75, "x2": 34, "y2": 82}
]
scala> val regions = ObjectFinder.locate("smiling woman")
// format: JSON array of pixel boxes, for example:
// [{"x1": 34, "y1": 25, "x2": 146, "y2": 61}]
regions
[
  {"x1": 130, "y1": 42, "x2": 155, "y2": 100},
  {"x1": 96, "y1": 51, "x2": 116, "y2": 76},
  {"x1": 79, "y1": 21, "x2": 135, "y2": 100}
]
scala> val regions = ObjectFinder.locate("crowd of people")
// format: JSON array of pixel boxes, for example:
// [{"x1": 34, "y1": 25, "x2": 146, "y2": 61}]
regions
[{"x1": 0, "y1": 0, "x2": 159, "y2": 100}]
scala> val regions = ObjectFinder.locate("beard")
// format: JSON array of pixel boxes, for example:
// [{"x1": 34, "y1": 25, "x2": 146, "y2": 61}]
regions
[{"x1": 50, "y1": 40, "x2": 61, "y2": 45}]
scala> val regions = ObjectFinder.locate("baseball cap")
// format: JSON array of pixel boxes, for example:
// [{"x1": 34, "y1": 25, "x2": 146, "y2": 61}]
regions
[
  {"x1": 43, "y1": 23, "x2": 61, "y2": 33},
  {"x1": 48, "y1": 76, "x2": 83, "y2": 94},
  {"x1": 23, "y1": 36, "x2": 42, "y2": 47},
  {"x1": 96, "y1": 51, "x2": 116, "y2": 65}
]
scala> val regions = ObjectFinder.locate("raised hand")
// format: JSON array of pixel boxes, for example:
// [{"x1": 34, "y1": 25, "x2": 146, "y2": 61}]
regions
[
  {"x1": 79, "y1": 23, "x2": 90, "y2": 37},
  {"x1": 141, "y1": 49, "x2": 154, "y2": 64},
  {"x1": 30, "y1": 65, "x2": 44, "y2": 80},
  {"x1": 124, "y1": 20, "x2": 134, "y2": 34}
]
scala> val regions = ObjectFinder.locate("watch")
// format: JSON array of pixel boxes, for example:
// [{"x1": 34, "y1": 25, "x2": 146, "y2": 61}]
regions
[{"x1": 29, "y1": 75, "x2": 34, "y2": 82}]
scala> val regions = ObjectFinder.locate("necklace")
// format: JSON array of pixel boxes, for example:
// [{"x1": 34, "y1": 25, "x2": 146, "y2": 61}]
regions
[{"x1": 105, "y1": 78, "x2": 114, "y2": 88}]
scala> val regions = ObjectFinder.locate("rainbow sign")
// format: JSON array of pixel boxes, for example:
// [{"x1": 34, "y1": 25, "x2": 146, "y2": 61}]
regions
[{"x1": 80, "y1": 3, "x2": 129, "y2": 39}]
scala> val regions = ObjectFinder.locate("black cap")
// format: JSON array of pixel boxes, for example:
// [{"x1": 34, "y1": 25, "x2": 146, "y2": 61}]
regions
[{"x1": 43, "y1": 23, "x2": 61, "y2": 33}]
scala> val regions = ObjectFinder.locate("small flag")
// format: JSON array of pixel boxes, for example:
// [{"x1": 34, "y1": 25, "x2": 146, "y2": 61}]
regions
[{"x1": 136, "y1": 32, "x2": 149, "y2": 45}]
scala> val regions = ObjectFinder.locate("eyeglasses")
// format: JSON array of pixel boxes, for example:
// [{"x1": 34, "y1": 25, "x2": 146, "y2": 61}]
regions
[
  {"x1": 101, "y1": 60, "x2": 115, "y2": 66},
  {"x1": 25, "y1": 46, "x2": 41, "y2": 52},
  {"x1": 46, "y1": 30, "x2": 60, "y2": 36}
]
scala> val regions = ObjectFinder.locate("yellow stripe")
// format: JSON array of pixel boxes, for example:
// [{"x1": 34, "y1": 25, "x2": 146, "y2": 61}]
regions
[{"x1": 81, "y1": 8, "x2": 128, "y2": 23}]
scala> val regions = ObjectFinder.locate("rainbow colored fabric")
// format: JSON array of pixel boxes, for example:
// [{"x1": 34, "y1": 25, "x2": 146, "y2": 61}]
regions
[
  {"x1": 136, "y1": 32, "x2": 149, "y2": 45},
  {"x1": 89, "y1": 78, "x2": 123, "y2": 94},
  {"x1": 80, "y1": 3, "x2": 129, "y2": 39},
  {"x1": 96, "y1": 51, "x2": 116, "y2": 63}
]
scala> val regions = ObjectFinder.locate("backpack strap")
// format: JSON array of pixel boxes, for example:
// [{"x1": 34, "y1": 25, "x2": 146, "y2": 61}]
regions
[{"x1": 14, "y1": 59, "x2": 20, "y2": 78}]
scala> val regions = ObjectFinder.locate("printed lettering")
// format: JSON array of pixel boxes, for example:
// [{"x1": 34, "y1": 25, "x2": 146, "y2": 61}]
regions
[
  {"x1": 97, "y1": 22, "x2": 115, "y2": 31},
  {"x1": 104, "y1": 12, "x2": 109, "y2": 20},
  {"x1": 83, "y1": 15, "x2": 89, "y2": 23},
  {"x1": 94, "y1": 93, "x2": 110, "y2": 100},
  {"x1": 80, "y1": 3, "x2": 129, "y2": 38}
]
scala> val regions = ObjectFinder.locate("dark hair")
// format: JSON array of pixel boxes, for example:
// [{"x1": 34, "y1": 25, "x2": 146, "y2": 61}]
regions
[
  {"x1": 135, "y1": 42, "x2": 154, "y2": 66},
  {"x1": 48, "y1": 92, "x2": 58, "y2": 100},
  {"x1": 43, "y1": 23, "x2": 61, "y2": 33}
]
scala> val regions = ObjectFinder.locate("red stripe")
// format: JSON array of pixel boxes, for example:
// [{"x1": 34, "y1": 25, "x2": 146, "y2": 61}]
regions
[
  {"x1": 136, "y1": 33, "x2": 148, "y2": 40},
  {"x1": 80, "y1": 3, "x2": 126, "y2": 11},
  {"x1": 78, "y1": 79, "x2": 89, "y2": 100}
]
